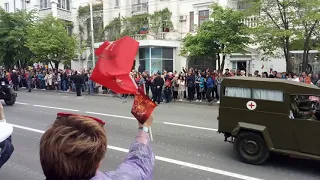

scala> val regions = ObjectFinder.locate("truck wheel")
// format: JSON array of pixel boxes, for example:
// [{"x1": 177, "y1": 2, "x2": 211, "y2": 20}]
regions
[
  {"x1": 233, "y1": 131, "x2": 269, "y2": 165},
  {"x1": 5, "y1": 96, "x2": 16, "y2": 106}
]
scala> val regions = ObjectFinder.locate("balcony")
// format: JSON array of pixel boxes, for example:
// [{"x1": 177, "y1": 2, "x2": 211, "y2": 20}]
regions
[
  {"x1": 132, "y1": 3, "x2": 148, "y2": 15},
  {"x1": 56, "y1": 9, "x2": 72, "y2": 21},
  {"x1": 130, "y1": 32, "x2": 182, "y2": 41}
]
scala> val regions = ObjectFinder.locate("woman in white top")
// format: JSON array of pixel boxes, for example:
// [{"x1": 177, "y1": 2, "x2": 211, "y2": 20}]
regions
[
  {"x1": 292, "y1": 74, "x2": 300, "y2": 82},
  {"x1": 177, "y1": 76, "x2": 186, "y2": 101}
]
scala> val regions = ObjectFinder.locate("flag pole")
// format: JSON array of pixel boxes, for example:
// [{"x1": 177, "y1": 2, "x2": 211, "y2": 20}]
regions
[
  {"x1": 149, "y1": 126, "x2": 153, "y2": 141},
  {"x1": 143, "y1": 83, "x2": 153, "y2": 141},
  {"x1": 89, "y1": 0, "x2": 95, "y2": 68}
]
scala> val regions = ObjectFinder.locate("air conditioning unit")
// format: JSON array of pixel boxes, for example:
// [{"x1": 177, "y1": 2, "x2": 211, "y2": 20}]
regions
[{"x1": 179, "y1": 15, "x2": 187, "y2": 21}]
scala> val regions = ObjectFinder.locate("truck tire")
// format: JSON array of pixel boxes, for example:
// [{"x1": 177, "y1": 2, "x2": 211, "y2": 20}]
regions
[
  {"x1": 233, "y1": 131, "x2": 269, "y2": 165},
  {"x1": 4, "y1": 95, "x2": 16, "y2": 106}
]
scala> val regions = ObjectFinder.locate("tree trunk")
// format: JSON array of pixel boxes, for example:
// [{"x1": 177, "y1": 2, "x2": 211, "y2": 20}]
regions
[
  {"x1": 217, "y1": 54, "x2": 221, "y2": 71},
  {"x1": 284, "y1": 37, "x2": 292, "y2": 73},
  {"x1": 302, "y1": 37, "x2": 310, "y2": 73},
  {"x1": 49, "y1": 62, "x2": 54, "y2": 69},
  {"x1": 220, "y1": 54, "x2": 226, "y2": 73},
  {"x1": 54, "y1": 61, "x2": 59, "y2": 70}
]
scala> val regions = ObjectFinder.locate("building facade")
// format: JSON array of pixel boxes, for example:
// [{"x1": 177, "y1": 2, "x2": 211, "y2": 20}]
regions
[{"x1": 85, "y1": 0, "x2": 287, "y2": 74}]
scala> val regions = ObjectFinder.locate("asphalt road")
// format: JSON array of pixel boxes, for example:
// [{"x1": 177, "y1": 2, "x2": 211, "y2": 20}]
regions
[{"x1": 1, "y1": 91, "x2": 320, "y2": 180}]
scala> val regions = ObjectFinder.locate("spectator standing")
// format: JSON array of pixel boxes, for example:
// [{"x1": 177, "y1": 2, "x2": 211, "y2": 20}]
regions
[
  {"x1": 206, "y1": 72, "x2": 214, "y2": 103},
  {"x1": 178, "y1": 76, "x2": 186, "y2": 101},
  {"x1": 152, "y1": 72, "x2": 164, "y2": 104},
  {"x1": 73, "y1": 71, "x2": 83, "y2": 96}
]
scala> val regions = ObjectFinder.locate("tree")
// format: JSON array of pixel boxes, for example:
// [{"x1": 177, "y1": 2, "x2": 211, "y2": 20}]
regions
[
  {"x1": 0, "y1": 9, "x2": 35, "y2": 69},
  {"x1": 293, "y1": 0, "x2": 320, "y2": 72},
  {"x1": 244, "y1": 0, "x2": 320, "y2": 72},
  {"x1": 181, "y1": 3, "x2": 250, "y2": 71},
  {"x1": 26, "y1": 15, "x2": 77, "y2": 69}
]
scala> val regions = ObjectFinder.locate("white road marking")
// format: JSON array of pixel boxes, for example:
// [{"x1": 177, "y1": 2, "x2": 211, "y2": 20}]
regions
[
  {"x1": 15, "y1": 102, "x2": 219, "y2": 131},
  {"x1": 33, "y1": 105, "x2": 79, "y2": 112},
  {"x1": 85, "y1": 111, "x2": 135, "y2": 120},
  {"x1": 10, "y1": 123, "x2": 263, "y2": 180},
  {"x1": 11, "y1": 124, "x2": 45, "y2": 134},
  {"x1": 16, "y1": 102, "x2": 29, "y2": 105},
  {"x1": 164, "y1": 122, "x2": 218, "y2": 131}
]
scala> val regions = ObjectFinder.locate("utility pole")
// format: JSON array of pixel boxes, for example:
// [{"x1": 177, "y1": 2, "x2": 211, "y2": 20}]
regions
[{"x1": 89, "y1": 0, "x2": 95, "y2": 68}]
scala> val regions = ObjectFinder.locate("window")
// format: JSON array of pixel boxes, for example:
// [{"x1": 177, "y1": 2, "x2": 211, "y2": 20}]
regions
[
  {"x1": 115, "y1": 0, "x2": 119, "y2": 7},
  {"x1": 162, "y1": 60, "x2": 173, "y2": 72},
  {"x1": 5, "y1": 3, "x2": 9, "y2": 12},
  {"x1": 253, "y1": 89, "x2": 283, "y2": 102},
  {"x1": 66, "y1": 0, "x2": 70, "y2": 10},
  {"x1": 198, "y1": 10, "x2": 209, "y2": 26},
  {"x1": 40, "y1": 0, "x2": 51, "y2": 9},
  {"x1": 62, "y1": 0, "x2": 65, "y2": 9},
  {"x1": 139, "y1": 47, "x2": 173, "y2": 73},
  {"x1": 57, "y1": 0, "x2": 70, "y2": 10},
  {"x1": 190, "y1": 12, "x2": 194, "y2": 31},
  {"x1": 162, "y1": 48, "x2": 173, "y2": 59},
  {"x1": 58, "y1": 0, "x2": 61, "y2": 8},
  {"x1": 225, "y1": 87, "x2": 251, "y2": 98}
]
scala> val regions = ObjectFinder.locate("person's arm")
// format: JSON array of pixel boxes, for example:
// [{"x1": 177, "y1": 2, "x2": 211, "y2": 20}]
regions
[
  {"x1": 103, "y1": 130, "x2": 155, "y2": 179},
  {"x1": 0, "y1": 104, "x2": 5, "y2": 123}
]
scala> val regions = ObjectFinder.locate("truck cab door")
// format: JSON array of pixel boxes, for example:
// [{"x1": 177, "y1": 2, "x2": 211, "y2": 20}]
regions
[{"x1": 291, "y1": 118, "x2": 320, "y2": 156}]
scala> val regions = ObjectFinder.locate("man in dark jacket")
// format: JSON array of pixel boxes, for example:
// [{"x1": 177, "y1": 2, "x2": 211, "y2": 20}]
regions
[
  {"x1": 73, "y1": 71, "x2": 83, "y2": 96},
  {"x1": 10, "y1": 70, "x2": 18, "y2": 91},
  {"x1": 153, "y1": 72, "x2": 164, "y2": 104}
]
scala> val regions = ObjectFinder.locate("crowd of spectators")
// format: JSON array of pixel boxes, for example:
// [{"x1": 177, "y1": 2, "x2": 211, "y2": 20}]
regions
[{"x1": 2, "y1": 67, "x2": 319, "y2": 104}]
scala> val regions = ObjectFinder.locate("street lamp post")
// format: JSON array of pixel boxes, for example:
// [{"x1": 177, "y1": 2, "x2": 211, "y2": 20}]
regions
[{"x1": 89, "y1": 0, "x2": 95, "y2": 68}]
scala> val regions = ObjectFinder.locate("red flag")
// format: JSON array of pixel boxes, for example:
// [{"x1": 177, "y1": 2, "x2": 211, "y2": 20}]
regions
[
  {"x1": 131, "y1": 89, "x2": 157, "y2": 124},
  {"x1": 96, "y1": 36, "x2": 139, "y2": 76},
  {"x1": 90, "y1": 66, "x2": 138, "y2": 94},
  {"x1": 90, "y1": 36, "x2": 139, "y2": 94},
  {"x1": 95, "y1": 40, "x2": 111, "y2": 57},
  {"x1": 138, "y1": 83, "x2": 146, "y2": 94}
]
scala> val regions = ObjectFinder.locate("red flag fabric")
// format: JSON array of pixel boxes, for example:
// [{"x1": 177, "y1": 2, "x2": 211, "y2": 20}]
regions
[
  {"x1": 95, "y1": 40, "x2": 111, "y2": 57},
  {"x1": 138, "y1": 83, "x2": 146, "y2": 94},
  {"x1": 131, "y1": 89, "x2": 157, "y2": 124},
  {"x1": 90, "y1": 67, "x2": 138, "y2": 94},
  {"x1": 90, "y1": 36, "x2": 139, "y2": 94},
  {"x1": 96, "y1": 36, "x2": 139, "y2": 76}
]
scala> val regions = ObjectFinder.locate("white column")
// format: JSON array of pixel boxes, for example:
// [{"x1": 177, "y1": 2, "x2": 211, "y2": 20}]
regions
[
  {"x1": 194, "y1": 8, "x2": 199, "y2": 27},
  {"x1": 50, "y1": 0, "x2": 58, "y2": 17}
]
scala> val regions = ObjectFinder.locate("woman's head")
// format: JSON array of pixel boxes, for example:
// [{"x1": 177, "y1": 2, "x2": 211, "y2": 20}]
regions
[{"x1": 40, "y1": 114, "x2": 107, "y2": 180}]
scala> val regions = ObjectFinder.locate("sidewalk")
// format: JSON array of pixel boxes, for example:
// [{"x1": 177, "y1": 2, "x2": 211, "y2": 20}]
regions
[{"x1": 20, "y1": 88, "x2": 219, "y2": 106}]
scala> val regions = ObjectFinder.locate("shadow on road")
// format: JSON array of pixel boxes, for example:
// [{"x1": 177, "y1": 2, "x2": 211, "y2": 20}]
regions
[{"x1": 265, "y1": 153, "x2": 320, "y2": 175}]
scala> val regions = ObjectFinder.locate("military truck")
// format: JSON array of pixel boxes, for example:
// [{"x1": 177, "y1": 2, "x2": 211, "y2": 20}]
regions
[{"x1": 218, "y1": 76, "x2": 320, "y2": 165}]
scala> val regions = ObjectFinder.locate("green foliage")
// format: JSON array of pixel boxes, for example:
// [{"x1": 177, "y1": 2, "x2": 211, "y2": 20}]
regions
[
  {"x1": 78, "y1": 3, "x2": 104, "y2": 47},
  {"x1": 243, "y1": 0, "x2": 294, "y2": 58},
  {"x1": 0, "y1": 9, "x2": 36, "y2": 69},
  {"x1": 78, "y1": 3, "x2": 103, "y2": 17},
  {"x1": 292, "y1": 0, "x2": 320, "y2": 71},
  {"x1": 149, "y1": 8, "x2": 173, "y2": 34},
  {"x1": 181, "y1": 3, "x2": 250, "y2": 71},
  {"x1": 104, "y1": 17, "x2": 122, "y2": 41},
  {"x1": 26, "y1": 15, "x2": 77, "y2": 69},
  {"x1": 243, "y1": 0, "x2": 320, "y2": 72},
  {"x1": 103, "y1": 8, "x2": 174, "y2": 40},
  {"x1": 121, "y1": 13, "x2": 149, "y2": 37}
]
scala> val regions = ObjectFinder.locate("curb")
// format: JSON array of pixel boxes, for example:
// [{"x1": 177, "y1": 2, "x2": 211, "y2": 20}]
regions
[{"x1": 19, "y1": 88, "x2": 219, "y2": 106}]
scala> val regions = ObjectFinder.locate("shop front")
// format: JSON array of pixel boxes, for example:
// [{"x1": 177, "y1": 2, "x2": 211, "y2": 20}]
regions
[{"x1": 138, "y1": 47, "x2": 174, "y2": 73}]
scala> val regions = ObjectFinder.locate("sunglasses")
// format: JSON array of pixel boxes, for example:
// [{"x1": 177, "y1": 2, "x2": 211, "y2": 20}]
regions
[{"x1": 57, "y1": 112, "x2": 105, "y2": 125}]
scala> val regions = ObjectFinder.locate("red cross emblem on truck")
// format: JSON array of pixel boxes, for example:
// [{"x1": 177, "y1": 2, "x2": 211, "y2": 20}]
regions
[{"x1": 246, "y1": 101, "x2": 257, "y2": 110}]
